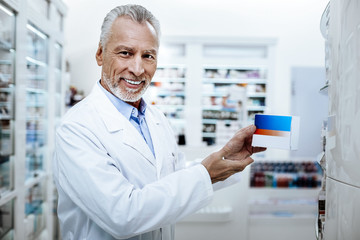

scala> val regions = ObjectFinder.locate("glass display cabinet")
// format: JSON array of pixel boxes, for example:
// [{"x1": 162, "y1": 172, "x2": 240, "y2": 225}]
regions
[
  {"x1": 25, "y1": 23, "x2": 48, "y2": 181},
  {"x1": 0, "y1": 2, "x2": 15, "y2": 194},
  {"x1": 0, "y1": 0, "x2": 67, "y2": 239},
  {"x1": 0, "y1": 3, "x2": 15, "y2": 239}
]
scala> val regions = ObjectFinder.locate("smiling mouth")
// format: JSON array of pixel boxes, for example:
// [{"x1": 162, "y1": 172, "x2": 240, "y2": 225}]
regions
[{"x1": 121, "y1": 77, "x2": 144, "y2": 85}]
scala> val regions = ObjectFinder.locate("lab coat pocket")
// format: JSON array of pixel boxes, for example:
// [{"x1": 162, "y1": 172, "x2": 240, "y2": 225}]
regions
[{"x1": 161, "y1": 153, "x2": 176, "y2": 177}]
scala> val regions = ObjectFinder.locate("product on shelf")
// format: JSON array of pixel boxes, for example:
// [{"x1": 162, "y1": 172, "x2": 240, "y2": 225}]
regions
[
  {"x1": 0, "y1": 58, "x2": 13, "y2": 87},
  {"x1": 0, "y1": 200, "x2": 13, "y2": 238},
  {"x1": 250, "y1": 161, "x2": 323, "y2": 188},
  {"x1": 203, "y1": 68, "x2": 266, "y2": 79},
  {"x1": 146, "y1": 66, "x2": 187, "y2": 142},
  {"x1": 25, "y1": 184, "x2": 45, "y2": 238},
  {"x1": 0, "y1": 157, "x2": 11, "y2": 196},
  {"x1": 202, "y1": 66, "x2": 268, "y2": 146}
]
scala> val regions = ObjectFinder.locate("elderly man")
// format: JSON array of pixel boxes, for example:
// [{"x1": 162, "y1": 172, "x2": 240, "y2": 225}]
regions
[{"x1": 53, "y1": 4, "x2": 265, "y2": 240}]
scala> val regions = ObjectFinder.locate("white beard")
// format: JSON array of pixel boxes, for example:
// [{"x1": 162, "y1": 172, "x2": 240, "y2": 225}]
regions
[{"x1": 103, "y1": 73, "x2": 150, "y2": 102}]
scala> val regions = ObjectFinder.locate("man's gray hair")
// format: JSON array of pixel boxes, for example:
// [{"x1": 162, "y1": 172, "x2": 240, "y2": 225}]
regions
[{"x1": 100, "y1": 4, "x2": 161, "y2": 49}]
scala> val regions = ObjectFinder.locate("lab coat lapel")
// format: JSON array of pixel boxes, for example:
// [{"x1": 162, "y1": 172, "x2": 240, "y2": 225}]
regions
[
  {"x1": 90, "y1": 84, "x2": 156, "y2": 166},
  {"x1": 121, "y1": 125, "x2": 156, "y2": 166},
  {"x1": 145, "y1": 109, "x2": 165, "y2": 179}
]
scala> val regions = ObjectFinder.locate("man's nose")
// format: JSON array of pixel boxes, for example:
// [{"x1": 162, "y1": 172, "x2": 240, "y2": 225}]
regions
[{"x1": 129, "y1": 56, "x2": 145, "y2": 76}]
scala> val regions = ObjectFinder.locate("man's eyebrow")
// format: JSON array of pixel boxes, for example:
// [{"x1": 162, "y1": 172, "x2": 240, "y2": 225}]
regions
[
  {"x1": 144, "y1": 49, "x2": 158, "y2": 55},
  {"x1": 113, "y1": 45, "x2": 134, "y2": 52},
  {"x1": 113, "y1": 45, "x2": 157, "y2": 55}
]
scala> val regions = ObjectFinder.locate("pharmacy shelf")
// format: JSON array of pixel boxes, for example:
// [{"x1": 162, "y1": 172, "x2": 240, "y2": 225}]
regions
[
  {"x1": 146, "y1": 64, "x2": 187, "y2": 140},
  {"x1": 201, "y1": 64, "x2": 270, "y2": 145},
  {"x1": 152, "y1": 77, "x2": 186, "y2": 83},
  {"x1": 157, "y1": 91, "x2": 185, "y2": 97},
  {"x1": 0, "y1": 1, "x2": 67, "y2": 239},
  {"x1": 202, "y1": 119, "x2": 218, "y2": 124},
  {"x1": 155, "y1": 37, "x2": 276, "y2": 147},
  {"x1": 247, "y1": 92, "x2": 266, "y2": 97},
  {"x1": 203, "y1": 78, "x2": 267, "y2": 84}
]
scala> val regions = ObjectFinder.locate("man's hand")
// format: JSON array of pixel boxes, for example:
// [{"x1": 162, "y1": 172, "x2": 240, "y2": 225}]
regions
[{"x1": 201, "y1": 125, "x2": 266, "y2": 184}]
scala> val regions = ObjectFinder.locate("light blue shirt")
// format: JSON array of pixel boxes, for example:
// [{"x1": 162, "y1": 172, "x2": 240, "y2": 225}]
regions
[{"x1": 97, "y1": 80, "x2": 155, "y2": 157}]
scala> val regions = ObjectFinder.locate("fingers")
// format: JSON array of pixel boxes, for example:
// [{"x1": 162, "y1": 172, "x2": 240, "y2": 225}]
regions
[
  {"x1": 224, "y1": 156, "x2": 254, "y2": 171},
  {"x1": 220, "y1": 125, "x2": 257, "y2": 157},
  {"x1": 237, "y1": 124, "x2": 256, "y2": 138},
  {"x1": 203, "y1": 124, "x2": 265, "y2": 184},
  {"x1": 252, "y1": 146, "x2": 267, "y2": 153}
]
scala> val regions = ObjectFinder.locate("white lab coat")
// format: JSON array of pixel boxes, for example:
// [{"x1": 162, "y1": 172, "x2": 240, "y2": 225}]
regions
[{"x1": 53, "y1": 83, "x2": 214, "y2": 240}]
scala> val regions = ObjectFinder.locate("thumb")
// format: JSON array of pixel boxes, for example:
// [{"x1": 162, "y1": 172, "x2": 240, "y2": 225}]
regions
[{"x1": 220, "y1": 124, "x2": 257, "y2": 158}]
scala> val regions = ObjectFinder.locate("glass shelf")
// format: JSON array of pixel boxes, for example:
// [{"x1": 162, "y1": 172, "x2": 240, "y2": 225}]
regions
[
  {"x1": 0, "y1": 45, "x2": 15, "y2": 89},
  {"x1": 319, "y1": 84, "x2": 329, "y2": 95},
  {"x1": 203, "y1": 78, "x2": 267, "y2": 84},
  {"x1": 247, "y1": 92, "x2": 266, "y2": 97},
  {"x1": 152, "y1": 77, "x2": 186, "y2": 83},
  {"x1": 0, "y1": 60, "x2": 11, "y2": 65}
]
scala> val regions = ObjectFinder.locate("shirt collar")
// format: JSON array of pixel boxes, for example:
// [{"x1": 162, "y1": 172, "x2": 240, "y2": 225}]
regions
[{"x1": 97, "y1": 80, "x2": 147, "y2": 120}]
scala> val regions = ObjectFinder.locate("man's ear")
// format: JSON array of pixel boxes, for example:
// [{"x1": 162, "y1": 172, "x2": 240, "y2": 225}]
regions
[{"x1": 95, "y1": 43, "x2": 103, "y2": 66}]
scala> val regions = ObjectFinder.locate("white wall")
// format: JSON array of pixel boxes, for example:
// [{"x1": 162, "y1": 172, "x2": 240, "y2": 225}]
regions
[{"x1": 63, "y1": 0, "x2": 329, "y2": 115}]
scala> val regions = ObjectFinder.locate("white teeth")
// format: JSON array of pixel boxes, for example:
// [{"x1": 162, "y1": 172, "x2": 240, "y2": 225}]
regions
[{"x1": 123, "y1": 78, "x2": 142, "y2": 85}]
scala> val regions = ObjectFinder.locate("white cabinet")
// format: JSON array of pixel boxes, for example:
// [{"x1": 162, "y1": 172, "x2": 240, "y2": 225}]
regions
[{"x1": 0, "y1": 0, "x2": 67, "y2": 239}]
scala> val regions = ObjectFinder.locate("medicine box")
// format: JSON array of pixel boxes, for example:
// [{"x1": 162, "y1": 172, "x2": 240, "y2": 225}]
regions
[{"x1": 252, "y1": 114, "x2": 300, "y2": 150}]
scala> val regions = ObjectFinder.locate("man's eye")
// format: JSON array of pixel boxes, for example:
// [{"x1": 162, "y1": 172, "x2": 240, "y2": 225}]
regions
[
  {"x1": 144, "y1": 54, "x2": 155, "y2": 59},
  {"x1": 118, "y1": 51, "x2": 131, "y2": 56}
]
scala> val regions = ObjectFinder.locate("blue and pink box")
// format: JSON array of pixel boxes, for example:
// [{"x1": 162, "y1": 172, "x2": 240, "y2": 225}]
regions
[{"x1": 252, "y1": 114, "x2": 300, "y2": 150}]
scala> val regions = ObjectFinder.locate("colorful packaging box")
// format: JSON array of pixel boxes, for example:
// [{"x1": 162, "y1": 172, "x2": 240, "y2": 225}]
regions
[{"x1": 252, "y1": 114, "x2": 300, "y2": 150}]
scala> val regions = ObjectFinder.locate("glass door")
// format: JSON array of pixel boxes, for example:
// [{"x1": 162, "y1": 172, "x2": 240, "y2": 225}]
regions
[
  {"x1": 25, "y1": 23, "x2": 48, "y2": 181},
  {"x1": 0, "y1": 3, "x2": 15, "y2": 239}
]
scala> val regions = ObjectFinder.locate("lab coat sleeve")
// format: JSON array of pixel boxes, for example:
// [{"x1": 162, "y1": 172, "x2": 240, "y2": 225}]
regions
[
  {"x1": 212, "y1": 172, "x2": 242, "y2": 191},
  {"x1": 54, "y1": 121, "x2": 213, "y2": 239},
  {"x1": 184, "y1": 159, "x2": 242, "y2": 191}
]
